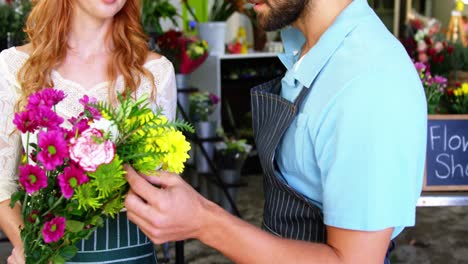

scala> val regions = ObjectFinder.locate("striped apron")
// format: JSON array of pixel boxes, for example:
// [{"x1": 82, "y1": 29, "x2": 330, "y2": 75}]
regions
[
  {"x1": 251, "y1": 77, "x2": 394, "y2": 263},
  {"x1": 67, "y1": 212, "x2": 157, "y2": 264}
]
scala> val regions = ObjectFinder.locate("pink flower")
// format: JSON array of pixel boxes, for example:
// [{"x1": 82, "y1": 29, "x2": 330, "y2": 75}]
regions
[
  {"x1": 414, "y1": 62, "x2": 427, "y2": 72},
  {"x1": 13, "y1": 111, "x2": 39, "y2": 133},
  {"x1": 68, "y1": 116, "x2": 90, "y2": 136},
  {"x1": 58, "y1": 164, "x2": 89, "y2": 199},
  {"x1": 42, "y1": 216, "x2": 66, "y2": 243},
  {"x1": 69, "y1": 128, "x2": 115, "y2": 172},
  {"x1": 209, "y1": 93, "x2": 220, "y2": 105},
  {"x1": 418, "y1": 52, "x2": 429, "y2": 63},
  {"x1": 18, "y1": 164, "x2": 48, "y2": 194},
  {"x1": 417, "y1": 41, "x2": 427, "y2": 52},
  {"x1": 434, "y1": 42, "x2": 444, "y2": 53},
  {"x1": 37, "y1": 130, "x2": 68, "y2": 170},
  {"x1": 79, "y1": 95, "x2": 101, "y2": 120},
  {"x1": 27, "y1": 88, "x2": 65, "y2": 110},
  {"x1": 36, "y1": 106, "x2": 64, "y2": 129}
]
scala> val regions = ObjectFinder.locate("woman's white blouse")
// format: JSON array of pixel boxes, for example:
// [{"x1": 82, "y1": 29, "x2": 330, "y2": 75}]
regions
[{"x1": 0, "y1": 47, "x2": 177, "y2": 202}]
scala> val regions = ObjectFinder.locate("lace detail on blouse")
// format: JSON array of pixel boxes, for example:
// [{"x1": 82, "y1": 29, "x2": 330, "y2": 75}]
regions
[{"x1": 0, "y1": 47, "x2": 177, "y2": 202}]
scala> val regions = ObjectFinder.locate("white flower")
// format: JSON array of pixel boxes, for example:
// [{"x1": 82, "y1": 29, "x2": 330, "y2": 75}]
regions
[
  {"x1": 417, "y1": 40, "x2": 428, "y2": 52},
  {"x1": 415, "y1": 30, "x2": 426, "y2": 42},
  {"x1": 90, "y1": 118, "x2": 120, "y2": 142}
]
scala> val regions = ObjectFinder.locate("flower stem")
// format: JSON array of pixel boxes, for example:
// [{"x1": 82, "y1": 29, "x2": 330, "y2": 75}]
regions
[
  {"x1": 25, "y1": 132, "x2": 30, "y2": 163},
  {"x1": 42, "y1": 196, "x2": 64, "y2": 217},
  {"x1": 21, "y1": 193, "x2": 28, "y2": 217}
]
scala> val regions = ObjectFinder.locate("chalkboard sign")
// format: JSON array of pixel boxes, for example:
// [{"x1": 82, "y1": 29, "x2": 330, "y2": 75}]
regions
[{"x1": 424, "y1": 115, "x2": 468, "y2": 191}]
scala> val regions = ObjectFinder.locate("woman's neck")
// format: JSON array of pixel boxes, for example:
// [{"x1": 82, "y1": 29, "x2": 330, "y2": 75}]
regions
[{"x1": 68, "y1": 11, "x2": 113, "y2": 59}]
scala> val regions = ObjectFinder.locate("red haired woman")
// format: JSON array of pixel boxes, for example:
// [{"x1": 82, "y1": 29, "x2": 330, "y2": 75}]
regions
[{"x1": 0, "y1": 0, "x2": 176, "y2": 263}]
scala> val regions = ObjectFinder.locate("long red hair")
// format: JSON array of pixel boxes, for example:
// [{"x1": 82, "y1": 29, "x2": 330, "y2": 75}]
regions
[{"x1": 17, "y1": 0, "x2": 155, "y2": 108}]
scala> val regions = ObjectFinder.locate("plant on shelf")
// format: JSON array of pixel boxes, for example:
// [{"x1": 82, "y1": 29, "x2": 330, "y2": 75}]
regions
[
  {"x1": 215, "y1": 136, "x2": 252, "y2": 170},
  {"x1": 415, "y1": 62, "x2": 448, "y2": 114},
  {"x1": 402, "y1": 17, "x2": 455, "y2": 77},
  {"x1": 156, "y1": 29, "x2": 209, "y2": 74},
  {"x1": 446, "y1": 82, "x2": 468, "y2": 114},
  {"x1": 189, "y1": 91, "x2": 220, "y2": 122},
  {"x1": 141, "y1": 0, "x2": 179, "y2": 35}
]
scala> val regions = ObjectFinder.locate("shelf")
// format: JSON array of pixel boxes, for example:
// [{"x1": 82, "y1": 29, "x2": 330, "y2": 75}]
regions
[
  {"x1": 218, "y1": 52, "x2": 279, "y2": 60},
  {"x1": 417, "y1": 192, "x2": 468, "y2": 207}
]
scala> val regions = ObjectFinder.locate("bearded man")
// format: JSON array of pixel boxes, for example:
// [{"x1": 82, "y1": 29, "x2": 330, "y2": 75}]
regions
[{"x1": 125, "y1": 1, "x2": 427, "y2": 263}]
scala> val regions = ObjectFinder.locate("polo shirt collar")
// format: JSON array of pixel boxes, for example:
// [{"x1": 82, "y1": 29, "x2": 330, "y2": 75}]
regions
[{"x1": 278, "y1": 0, "x2": 372, "y2": 89}]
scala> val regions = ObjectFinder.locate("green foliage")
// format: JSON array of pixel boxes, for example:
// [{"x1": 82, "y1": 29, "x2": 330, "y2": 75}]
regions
[
  {"x1": 447, "y1": 42, "x2": 468, "y2": 72},
  {"x1": 141, "y1": 0, "x2": 179, "y2": 35},
  {"x1": 209, "y1": 0, "x2": 238, "y2": 21},
  {"x1": 0, "y1": 1, "x2": 31, "y2": 47}
]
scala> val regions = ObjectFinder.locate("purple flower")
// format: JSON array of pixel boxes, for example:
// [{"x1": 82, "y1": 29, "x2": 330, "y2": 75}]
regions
[
  {"x1": 58, "y1": 164, "x2": 89, "y2": 199},
  {"x1": 37, "y1": 130, "x2": 68, "y2": 170},
  {"x1": 36, "y1": 106, "x2": 64, "y2": 129},
  {"x1": 414, "y1": 62, "x2": 427, "y2": 73},
  {"x1": 208, "y1": 93, "x2": 220, "y2": 105},
  {"x1": 68, "y1": 116, "x2": 90, "y2": 136},
  {"x1": 13, "y1": 111, "x2": 39, "y2": 133},
  {"x1": 42, "y1": 216, "x2": 66, "y2": 243},
  {"x1": 433, "y1": 75, "x2": 447, "y2": 85},
  {"x1": 79, "y1": 95, "x2": 101, "y2": 119},
  {"x1": 18, "y1": 164, "x2": 48, "y2": 194},
  {"x1": 27, "y1": 88, "x2": 65, "y2": 110}
]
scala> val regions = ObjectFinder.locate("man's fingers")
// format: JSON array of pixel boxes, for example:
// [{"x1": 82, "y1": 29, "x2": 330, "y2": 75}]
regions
[
  {"x1": 142, "y1": 170, "x2": 180, "y2": 187},
  {"x1": 125, "y1": 166, "x2": 163, "y2": 204},
  {"x1": 125, "y1": 189, "x2": 158, "y2": 213}
]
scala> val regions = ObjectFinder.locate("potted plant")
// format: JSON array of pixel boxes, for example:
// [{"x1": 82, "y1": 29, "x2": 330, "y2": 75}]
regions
[
  {"x1": 182, "y1": 0, "x2": 245, "y2": 55},
  {"x1": 141, "y1": 0, "x2": 179, "y2": 48},
  {"x1": 188, "y1": 91, "x2": 220, "y2": 199},
  {"x1": 214, "y1": 136, "x2": 252, "y2": 212}
]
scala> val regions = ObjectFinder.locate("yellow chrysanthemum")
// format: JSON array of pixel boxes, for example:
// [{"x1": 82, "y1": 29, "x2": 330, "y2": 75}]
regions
[{"x1": 158, "y1": 130, "x2": 191, "y2": 174}]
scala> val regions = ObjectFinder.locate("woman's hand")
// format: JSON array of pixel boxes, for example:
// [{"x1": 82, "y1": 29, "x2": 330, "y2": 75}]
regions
[{"x1": 7, "y1": 246, "x2": 24, "y2": 264}]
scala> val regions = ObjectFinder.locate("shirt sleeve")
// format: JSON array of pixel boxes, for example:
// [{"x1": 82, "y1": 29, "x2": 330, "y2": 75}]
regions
[
  {"x1": 0, "y1": 55, "x2": 22, "y2": 202},
  {"x1": 314, "y1": 68, "x2": 427, "y2": 234}
]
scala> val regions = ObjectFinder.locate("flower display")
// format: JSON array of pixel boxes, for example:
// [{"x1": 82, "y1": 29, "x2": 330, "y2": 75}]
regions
[
  {"x1": 415, "y1": 62, "x2": 447, "y2": 114},
  {"x1": 447, "y1": 82, "x2": 468, "y2": 114},
  {"x1": 189, "y1": 91, "x2": 220, "y2": 122},
  {"x1": 10, "y1": 88, "x2": 193, "y2": 263},
  {"x1": 403, "y1": 18, "x2": 455, "y2": 76},
  {"x1": 157, "y1": 29, "x2": 209, "y2": 74}
]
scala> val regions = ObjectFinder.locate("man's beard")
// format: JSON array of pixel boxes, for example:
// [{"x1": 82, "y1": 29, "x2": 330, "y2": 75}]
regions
[{"x1": 256, "y1": 0, "x2": 310, "y2": 31}]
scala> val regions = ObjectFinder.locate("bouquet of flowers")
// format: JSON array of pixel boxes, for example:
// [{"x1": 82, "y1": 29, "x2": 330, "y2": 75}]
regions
[
  {"x1": 156, "y1": 29, "x2": 209, "y2": 74},
  {"x1": 415, "y1": 62, "x2": 448, "y2": 114},
  {"x1": 10, "y1": 88, "x2": 192, "y2": 263},
  {"x1": 189, "y1": 91, "x2": 220, "y2": 122},
  {"x1": 402, "y1": 17, "x2": 455, "y2": 76}
]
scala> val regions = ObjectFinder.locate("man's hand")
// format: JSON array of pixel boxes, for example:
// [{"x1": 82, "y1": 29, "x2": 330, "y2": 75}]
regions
[{"x1": 124, "y1": 165, "x2": 214, "y2": 244}]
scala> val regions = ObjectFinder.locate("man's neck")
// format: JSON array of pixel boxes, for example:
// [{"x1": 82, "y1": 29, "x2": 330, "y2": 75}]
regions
[{"x1": 292, "y1": 0, "x2": 353, "y2": 57}]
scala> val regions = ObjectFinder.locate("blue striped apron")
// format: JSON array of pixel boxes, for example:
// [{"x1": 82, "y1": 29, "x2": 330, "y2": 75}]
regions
[
  {"x1": 67, "y1": 212, "x2": 157, "y2": 264},
  {"x1": 251, "y1": 76, "x2": 394, "y2": 263}
]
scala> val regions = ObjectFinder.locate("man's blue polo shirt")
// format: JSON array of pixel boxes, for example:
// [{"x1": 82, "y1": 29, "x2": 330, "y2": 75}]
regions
[{"x1": 275, "y1": 0, "x2": 427, "y2": 238}]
